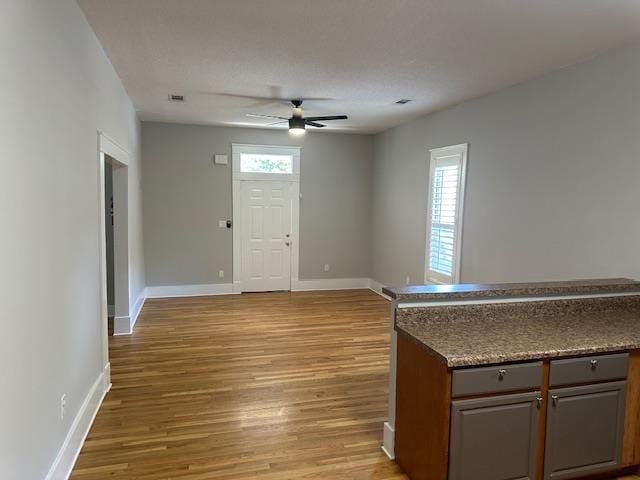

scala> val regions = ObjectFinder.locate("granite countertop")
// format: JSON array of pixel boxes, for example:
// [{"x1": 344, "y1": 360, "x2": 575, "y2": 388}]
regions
[
  {"x1": 395, "y1": 296, "x2": 640, "y2": 367},
  {"x1": 384, "y1": 278, "x2": 640, "y2": 302}
]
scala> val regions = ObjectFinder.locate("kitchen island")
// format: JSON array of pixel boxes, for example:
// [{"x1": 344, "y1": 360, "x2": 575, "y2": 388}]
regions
[{"x1": 382, "y1": 278, "x2": 640, "y2": 480}]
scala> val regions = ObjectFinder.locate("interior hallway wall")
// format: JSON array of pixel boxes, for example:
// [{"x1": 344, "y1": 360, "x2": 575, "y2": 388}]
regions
[{"x1": 0, "y1": 1, "x2": 143, "y2": 478}]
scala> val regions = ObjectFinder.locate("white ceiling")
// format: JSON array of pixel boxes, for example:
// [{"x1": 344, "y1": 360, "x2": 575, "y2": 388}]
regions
[{"x1": 78, "y1": 0, "x2": 640, "y2": 134}]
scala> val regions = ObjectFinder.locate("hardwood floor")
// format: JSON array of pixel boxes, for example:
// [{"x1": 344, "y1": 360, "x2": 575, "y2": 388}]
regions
[
  {"x1": 71, "y1": 289, "x2": 640, "y2": 480},
  {"x1": 71, "y1": 290, "x2": 408, "y2": 479}
]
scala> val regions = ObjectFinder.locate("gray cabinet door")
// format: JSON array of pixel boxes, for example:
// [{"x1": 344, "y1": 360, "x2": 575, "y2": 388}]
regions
[
  {"x1": 544, "y1": 381, "x2": 627, "y2": 480},
  {"x1": 449, "y1": 391, "x2": 540, "y2": 480}
]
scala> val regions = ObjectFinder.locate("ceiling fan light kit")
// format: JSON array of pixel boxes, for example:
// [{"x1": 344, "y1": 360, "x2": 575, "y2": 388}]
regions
[
  {"x1": 246, "y1": 99, "x2": 348, "y2": 135},
  {"x1": 288, "y1": 116, "x2": 306, "y2": 135}
]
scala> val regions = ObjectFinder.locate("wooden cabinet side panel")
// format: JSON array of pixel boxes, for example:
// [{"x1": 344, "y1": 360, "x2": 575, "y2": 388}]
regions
[
  {"x1": 536, "y1": 361, "x2": 550, "y2": 480},
  {"x1": 622, "y1": 350, "x2": 640, "y2": 466},
  {"x1": 395, "y1": 334, "x2": 451, "y2": 480}
]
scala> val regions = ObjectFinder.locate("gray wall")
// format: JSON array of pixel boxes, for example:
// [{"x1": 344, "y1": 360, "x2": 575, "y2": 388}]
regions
[
  {"x1": 0, "y1": 1, "x2": 144, "y2": 478},
  {"x1": 142, "y1": 122, "x2": 373, "y2": 286},
  {"x1": 371, "y1": 41, "x2": 640, "y2": 287}
]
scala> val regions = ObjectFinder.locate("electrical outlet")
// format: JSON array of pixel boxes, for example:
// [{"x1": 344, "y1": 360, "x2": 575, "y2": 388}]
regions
[
  {"x1": 60, "y1": 394, "x2": 67, "y2": 420},
  {"x1": 219, "y1": 270, "x2": 224, "y2": 278},
  {"x1": 324, "y1": 264, "x2": 330, "y2": 272},
  {"x1": 405, "y1": 275, "x2": 411, "y2": 285}
]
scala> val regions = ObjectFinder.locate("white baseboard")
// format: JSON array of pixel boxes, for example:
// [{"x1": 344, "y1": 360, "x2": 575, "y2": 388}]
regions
[
  {"x1": 382, "y1": 421, "x2": 395, "y2": 459},
  {"x1": 45, "y1": 365, "x2": 109, "y2": 480},
  {"x1": 368, "y1": 278, "x2": 392, "y2": 300},
  {"x1": 130, "y1": 292, "x2": 146, "y2": 331},
  {"x1": 103, "y1": 362, "x2": 112, "y2": 392},
  {"x1": 112, "y1": 291, "x2": 147, "y2": 336},
  {"x1": 141, "y1": 279, "x2": 392, "y2": 298},
  {"x1": 145, "y1": 283, "x2": 235, "y2": 298},
  {"x1": 113, "y1": 315, "x2": 131, "y2": 336},
  {"x1": 292, "y1": 277, "x2": 371, "y2": 291}
]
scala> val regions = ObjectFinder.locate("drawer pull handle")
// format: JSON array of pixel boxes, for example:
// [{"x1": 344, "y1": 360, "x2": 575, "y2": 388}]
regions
[
  {"x1": 536, "y1": 396, "x2": 543, "y2": 408},
  {"x1": 498, "y1": 369, "x2": 507, "y2": 380},
  {"x1": 590, "y1": 359, "x2": 598, "y2": 370},
  {"x1": 551, "y1": 394, "x2": 559, "y2": 406}
]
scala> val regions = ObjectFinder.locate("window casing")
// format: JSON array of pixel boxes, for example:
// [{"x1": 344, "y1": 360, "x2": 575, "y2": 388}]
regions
[{"x1": 425, "y1": 144, "x2": 467, "y2": 284}]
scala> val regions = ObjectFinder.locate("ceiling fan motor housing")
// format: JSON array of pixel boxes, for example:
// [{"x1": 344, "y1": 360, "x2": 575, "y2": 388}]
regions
[{"x1": 289, "y1": 116, "x2": 305, "y2": 131}]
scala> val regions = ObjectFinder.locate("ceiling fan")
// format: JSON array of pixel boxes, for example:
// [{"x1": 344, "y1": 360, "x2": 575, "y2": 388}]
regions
[{"x1": 246, "y1": 100, "x2": 347, "y2": 135}]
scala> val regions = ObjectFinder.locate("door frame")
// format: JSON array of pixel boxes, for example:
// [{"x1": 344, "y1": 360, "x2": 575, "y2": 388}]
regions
[
  {"x1": 97, "y1": 131, "x2": 131, "y2": 390},
  {"x1": 231, "y1": 143, "x2": 301, "y2": 293}
]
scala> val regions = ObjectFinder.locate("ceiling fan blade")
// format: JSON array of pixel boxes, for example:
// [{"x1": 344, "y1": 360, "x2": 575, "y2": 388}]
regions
[
  {"x1": 201, "y1": 92, "x2": 333, "y2": 107},
  {"x1": 303, "y1": 115, "x2": 348, "y2": 122},
  {"x1": 246, "y1": 113, "x2": 289, "y2": 120},
  {"x1": 305, "y1": 121, "x2": 326, "y2": 128},
  {"x1": 199, "y1": 92, "x2": 290, "y2": 108},
  {"x1": 267, "y1": 120, "x2": 289, "y2": 126}
]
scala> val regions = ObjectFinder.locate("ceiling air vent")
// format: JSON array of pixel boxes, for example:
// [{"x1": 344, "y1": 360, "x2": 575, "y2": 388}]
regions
[
  {"x1": 168, "y1": 94, "x2": 185, "y2": 102},
  {"x1": 395, "y1": 99, "x2": 412, "y2": 105}
]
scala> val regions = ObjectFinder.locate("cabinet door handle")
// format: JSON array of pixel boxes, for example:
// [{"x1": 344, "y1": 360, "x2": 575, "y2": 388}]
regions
[
  {"x1": 551, "y1": 394, "x2": 559, "y2": 406},
  {"x1": 590, "y1": 359, "x2": 598, "y2": 370},
  {"x1": 498, "y1": 369, "x2": 507, "y2": 379},
  {"x1": 536, "y1": 396, "x2": 543, "y2": 408}
]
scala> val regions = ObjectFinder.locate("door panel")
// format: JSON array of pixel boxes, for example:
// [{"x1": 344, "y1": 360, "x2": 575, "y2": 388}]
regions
[
  {"x1": 241, "y1": 181, "x2": 292, "y2": 291},
  {"x1": 544, "y1": 381, "x2": 626, "y2": 480},
  {"x1": 270, "y1": 206, "x2": 283, "y2": 239},
  {"x1": 449, "y1": 391, "x2": 540, "y2": 480},
  {"x1": 249, "y1": 205, "x2": 263, "y2": 239}
]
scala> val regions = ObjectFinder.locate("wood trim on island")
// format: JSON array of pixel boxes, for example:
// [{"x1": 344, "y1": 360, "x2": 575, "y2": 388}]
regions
[
  {"x1": 623, "y1": 351, "x2": 640, "y2": 466},
  {"x1": 395, "y1": 334, "x2": 451, "y2": 480},
  {"x1": 536, "y1": 361, "x2": 551, "y2": 480}
]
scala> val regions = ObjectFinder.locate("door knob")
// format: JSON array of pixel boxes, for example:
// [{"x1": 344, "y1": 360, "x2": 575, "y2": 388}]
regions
[{"x1": 285, "y1": 242, "x2": 291, "y2": 246}]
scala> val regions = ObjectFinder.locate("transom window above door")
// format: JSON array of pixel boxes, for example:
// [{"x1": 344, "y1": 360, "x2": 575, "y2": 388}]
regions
[
  {"x1": 232, "y1": 144, "x2": 301, "y2": 182},
  {"x1": 240, "y1": 153, "x2": 293, "y2": 174}
]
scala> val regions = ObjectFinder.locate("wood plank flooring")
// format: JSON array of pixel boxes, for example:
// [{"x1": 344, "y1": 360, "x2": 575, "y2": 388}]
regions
[
  {"x1": 72, "y1": 290, "x2": 407, "y2": 479},
  {"x1": 71, "y1": 289, "x2": 640, "y2": 480}
]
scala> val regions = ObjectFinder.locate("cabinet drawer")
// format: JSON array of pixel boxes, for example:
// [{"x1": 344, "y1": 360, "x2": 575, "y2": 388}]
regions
[
  {"x1": 452, "y1": 361, "x2": 543, "y2": 398},
  {"x1": 549, "y1": 353, "x2": 628, "y2": 387}
]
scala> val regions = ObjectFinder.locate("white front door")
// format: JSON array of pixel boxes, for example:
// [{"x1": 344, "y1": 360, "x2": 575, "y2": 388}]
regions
[{"x1": 241, "y1": 180, "x2": 292, "y2": 292}]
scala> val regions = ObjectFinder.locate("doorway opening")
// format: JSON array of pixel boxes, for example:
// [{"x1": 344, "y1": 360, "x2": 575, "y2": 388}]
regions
[
  {"x1": 98, "y1": 132, "x2": 132, "y2": 388},
  {"x1": 101, "y1": 153, "x2": 129, "y2": 336},
  {"x1": 104, "y1": 161, "x2": 115, "y2": 335}
]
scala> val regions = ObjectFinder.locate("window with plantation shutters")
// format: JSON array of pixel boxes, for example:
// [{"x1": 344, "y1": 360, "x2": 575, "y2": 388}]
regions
[{"x1": 426, "y1": 144, "x2": 467, "y2": 284}]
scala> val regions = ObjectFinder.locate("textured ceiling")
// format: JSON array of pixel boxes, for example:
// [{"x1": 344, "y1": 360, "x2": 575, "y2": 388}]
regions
[{"x1": 78, "y1": 0, "x2": 640, "y2": 134}]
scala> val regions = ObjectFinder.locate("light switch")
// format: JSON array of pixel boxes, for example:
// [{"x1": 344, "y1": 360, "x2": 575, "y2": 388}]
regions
[{"x1": 214, "y1": 154, "x2": 228, "y2": 165}]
